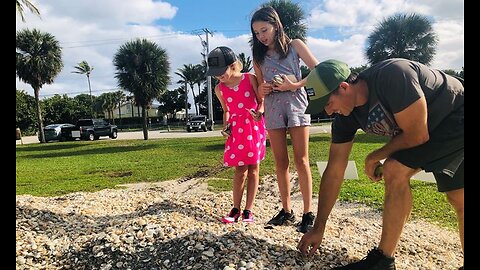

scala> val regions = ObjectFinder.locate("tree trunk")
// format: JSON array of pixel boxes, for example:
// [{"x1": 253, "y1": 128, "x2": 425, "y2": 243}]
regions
[
  {"x1": 111, "y1": 109, "x2": 115, "y2": 125},
  {"x1": 87, "y1": 75, "x2": 94, "y2": 118},
  {"x1": 34, "y1": 87, "x2": 45, "y2": 143},
  {"x1": 185, "y1": 81, "x2": 188, "y2": 121},
  {"x1": 118, "y1": 102, "x2": 122, "y2": 127},
  {"x1": 191, "y1": 84, "x2": 198, "y2": 115},
  {"x1": 131, "y1": 101, "x2": 134, "y2": 118},
  {"x1": 142, "y1": 106, "x2": 148, "y2": 140}
]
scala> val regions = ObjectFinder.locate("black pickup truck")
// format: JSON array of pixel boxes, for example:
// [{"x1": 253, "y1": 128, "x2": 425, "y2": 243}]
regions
[{"x1": 62, "y1": 119, "x2": 118, "y2": 141}]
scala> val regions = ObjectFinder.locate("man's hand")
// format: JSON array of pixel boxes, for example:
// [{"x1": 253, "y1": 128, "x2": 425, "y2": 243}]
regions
[
  {"x1": 297, "y1": 230, "x2": 324, "y2": 257},
  {"x1": 365, "y1": 152, "x2": 383, "y2": 182}
]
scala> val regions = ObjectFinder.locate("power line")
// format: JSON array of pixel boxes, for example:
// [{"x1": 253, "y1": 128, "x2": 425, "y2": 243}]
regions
[
  {"x1": 62, "y1": 33, "x2": 184, "y2": 49},
  {"x1": 38, "y1": 88, "x2": 125, "y2": 98}
]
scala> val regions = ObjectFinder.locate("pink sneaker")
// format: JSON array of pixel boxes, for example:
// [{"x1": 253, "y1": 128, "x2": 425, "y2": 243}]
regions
[
  {"x1": 221, "y1": 208, "x2": 240, "y2": 224},
  {"x1": 242, "y1": 210, "x2": 254, "y2": 223}
]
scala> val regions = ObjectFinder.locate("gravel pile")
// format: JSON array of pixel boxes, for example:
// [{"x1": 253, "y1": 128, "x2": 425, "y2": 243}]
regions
[{"x1": 16, "y1": 175, "x2": 463, "y2": 270}]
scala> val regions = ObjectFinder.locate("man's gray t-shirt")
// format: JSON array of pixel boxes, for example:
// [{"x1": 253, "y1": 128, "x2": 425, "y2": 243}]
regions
[{"x1": 332, "y1": 58, "x2": 464, "y2": 143}]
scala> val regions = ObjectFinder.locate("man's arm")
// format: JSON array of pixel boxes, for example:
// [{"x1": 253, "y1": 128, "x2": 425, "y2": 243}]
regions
[
  {"x1": 298, "y1": 140, "x2": 353, "y2": 256},
  {"x1": 365, "y1": 96, "x2": 429, "y2": 180}
]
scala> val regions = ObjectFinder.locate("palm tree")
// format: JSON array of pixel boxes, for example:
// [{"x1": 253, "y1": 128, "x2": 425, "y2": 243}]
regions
[
  {"x1": 113, "y1": 38, "x2": 170, "y2": 140},
  {"x1": 98, "y1": 92, "x2": 116, "y2": 122},
  {"x1": 238, "y1": 52, "x2": 253, "y2": 73},
  {"x1": 72, "y1": 61, "x2": 95, "y2": 117},
  {"x1": 113, "y1": 90, "x2": 126, "y2": 126},
  {"x1": 366, "y1": 13, "x2": 438, "y2": 65},
  {"x1": 175, "y1": 64, "x2": 198, "y2": 115},
  {"x1": 16, "y1": 28, "x2": 63, "y2": 143},
  {"x1": 126, "y1": 95, "x2": 136, "y2": 118},
  {"x1": 16, "y1": 0, "x2": 40, "y2": 22},
  {"x1": 261, "y1": 0, "x2": 307, "y2": 41},
  {"x1": 193, "y1": 64, "x2": 206, "y2": 110}
]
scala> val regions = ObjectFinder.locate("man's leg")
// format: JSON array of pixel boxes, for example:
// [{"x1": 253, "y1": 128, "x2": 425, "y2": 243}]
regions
[
  {"x1": 433, "y1": 160, "x2": 464, "y2": 265},
  {"x1": 378, "y1": 158, "x2": 419, "y2": 257},
  {"x1": 446, "y1": 188, "x2": 464, "y2": 254}
]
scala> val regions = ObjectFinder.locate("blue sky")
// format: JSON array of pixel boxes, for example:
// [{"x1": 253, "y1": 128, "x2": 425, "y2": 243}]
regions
[
  {"x1": 156, "y1": 0, "x2": 265, "y2": 37},
  {"x1": 16, "y1": 0, "x2": 464, "y2": 108}
]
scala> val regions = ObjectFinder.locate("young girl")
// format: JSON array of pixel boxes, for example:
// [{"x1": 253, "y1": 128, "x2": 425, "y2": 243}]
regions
[
  {"x1": 206, "y1": 46, "x2": 266, "y2": 224},
  {"x1": 250, "y1": 6, "x2": 319, "y2": 233}
]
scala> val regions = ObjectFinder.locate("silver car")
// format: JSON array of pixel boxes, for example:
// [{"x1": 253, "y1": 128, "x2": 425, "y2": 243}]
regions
[{"x1": 39, "y1": 123, "x2": 76, "y2": 142}]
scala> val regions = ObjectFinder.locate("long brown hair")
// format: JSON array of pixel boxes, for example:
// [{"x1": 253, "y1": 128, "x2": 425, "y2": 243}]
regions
[{"x1": 250, "y1": 6, "x2": 290, "y2": 65}]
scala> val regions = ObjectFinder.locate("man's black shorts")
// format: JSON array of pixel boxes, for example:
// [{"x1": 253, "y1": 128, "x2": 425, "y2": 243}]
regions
[{"x1": 391, "y1": 105, "x2": 464, "y2": 192}]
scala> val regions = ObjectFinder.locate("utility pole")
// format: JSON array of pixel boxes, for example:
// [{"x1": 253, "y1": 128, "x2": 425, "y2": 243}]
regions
[
  {"x1": 199, "y1": 28, "x2": 214, "y2": 124},
  {"x1": 184, "y1": 80, "x2": 188, "y2": 121},
  {"x1": 87, "y1": 74, "x2": 94, "y2": 118}
]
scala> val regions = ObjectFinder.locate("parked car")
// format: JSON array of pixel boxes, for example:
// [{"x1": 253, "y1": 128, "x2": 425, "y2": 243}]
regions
[
  {"x1": 65, "y1": 119, "x2": 118, "y2": 141},
  {"x1": 38, "y1": 123, "x2": 76, "y2": 142},
  {"x1": 186, "y1": 115, "x2": 213, "y2": 132}
]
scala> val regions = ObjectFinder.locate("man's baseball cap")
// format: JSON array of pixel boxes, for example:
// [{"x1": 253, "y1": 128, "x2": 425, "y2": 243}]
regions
[
  {"x1": 305, "y1": 59, "x2": 351, "y2": 115},
  {"x1": 206, "y1": 46, "x2": 237, "y2": 77}
]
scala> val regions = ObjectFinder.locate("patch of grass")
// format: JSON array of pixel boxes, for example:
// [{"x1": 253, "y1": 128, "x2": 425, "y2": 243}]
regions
[
  {"x1": 16, "y1": 132, "x2": 457, "y2": 229},
  {"x1": 16, "y1": 138, "x2": 225, "y2": 196},
  {"x1": 206, "y1": 178, "x2": 232, "y2": 192}
]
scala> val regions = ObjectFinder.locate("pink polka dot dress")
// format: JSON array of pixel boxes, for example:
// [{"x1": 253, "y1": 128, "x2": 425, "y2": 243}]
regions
[{"x1": 219, "y1": 73, "x2": 266, "y2": 167}]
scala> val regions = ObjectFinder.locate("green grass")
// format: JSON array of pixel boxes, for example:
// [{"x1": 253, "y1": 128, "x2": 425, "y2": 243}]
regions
[{"x1": 16, "y1": 132, "x2": 456, "y2": 229}]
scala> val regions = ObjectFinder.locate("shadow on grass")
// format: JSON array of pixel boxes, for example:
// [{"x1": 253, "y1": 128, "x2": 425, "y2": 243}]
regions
[
  {"x1": 202, "y1": 142, "x2": 227, "y2": 152},
  {"x1": 21, "y1": 144, "x2": 157, "y2": 159},
  {"x1": 15, "y1": 142, "x2": 86, "y2": 152}
]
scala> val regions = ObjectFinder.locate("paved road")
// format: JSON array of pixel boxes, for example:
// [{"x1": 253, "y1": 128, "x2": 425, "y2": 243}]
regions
[{"x1": 16, "y1": 125, "x2": 332, "y2": 145}]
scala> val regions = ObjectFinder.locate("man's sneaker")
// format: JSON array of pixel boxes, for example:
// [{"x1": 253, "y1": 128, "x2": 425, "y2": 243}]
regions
[
  {"x1": 297, "y1": 212, "x2": 315, "y2": 233},
  {"x1": 333, "y1": 247, "x2": 396, "y2": 270},
  {"x1": 221, "y1": 208, "x2": 240, "y2": 224},
  {"x1": 242, "y1": 209, "x2": 254, "y2": 223},
  {"x1": 266, "y1": 209, "x2": 296, "y2": 225}
]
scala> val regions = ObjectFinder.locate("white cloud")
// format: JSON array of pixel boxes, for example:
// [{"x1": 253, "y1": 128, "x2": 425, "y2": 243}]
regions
[
  {"x1": 16, "y1": 0, "x2": 464, "y2": 104},
  {"x1": 304, "y1": 0, "x2": 464, "y2": 71},
  {"x1": 33, "y1": 0, "x2": 177, "y2": 26},
  {"x1": 423, "y1": 0, "x2": 464, "y2": 20},
  {"x1": 431, "y1": 20, "x2": 464, "y2": 70},
  {"x1": 306, "y1": 0, "x2": 427, "y2": 31},
  {"x1": 305, "y1": 34, "x2": 367, "y2": 68},
  {"x1": 16, "y1": 0, "x2": 184, "y2": 98}
]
